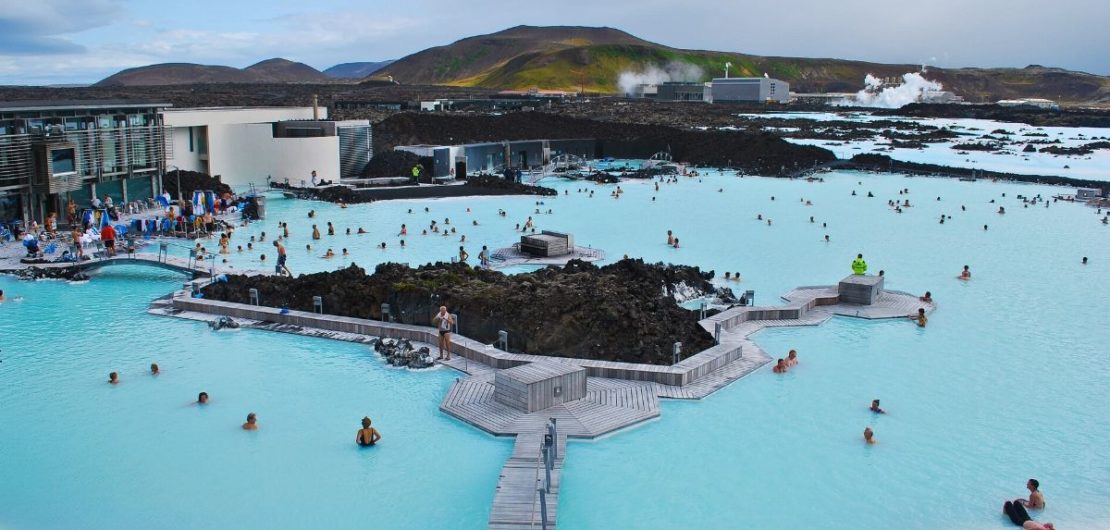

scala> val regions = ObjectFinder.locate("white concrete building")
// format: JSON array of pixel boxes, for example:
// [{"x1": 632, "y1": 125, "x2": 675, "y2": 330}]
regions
[{"x1": 162, "y1": 107, "x2": 371, "y2": 189}]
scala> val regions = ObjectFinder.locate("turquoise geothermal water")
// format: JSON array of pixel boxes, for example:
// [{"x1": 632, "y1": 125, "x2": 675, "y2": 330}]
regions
[
  {"x1": 0, "y1": 268, "x2": 511, "y2": 530},
  {"x1": 3, "y1": 118, "x2": 1110, "y2": 529}
]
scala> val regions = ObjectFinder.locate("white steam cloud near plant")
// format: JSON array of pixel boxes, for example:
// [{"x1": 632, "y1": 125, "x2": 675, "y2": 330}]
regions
[
  {"x1": 617, "y1": 62, "x2": 705, "y2": 95},
  {"x1": 838, "y1": 72, "x2": 944, "y2": 108}
]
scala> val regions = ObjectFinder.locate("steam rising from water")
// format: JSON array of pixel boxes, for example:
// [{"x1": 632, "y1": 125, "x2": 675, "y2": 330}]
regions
[
  {"x1": 618, "y1": 62, "x2": 705, "y2": 95},
  {"x1": 839, "y1": 72, "x2": 944, "y2": 108}
]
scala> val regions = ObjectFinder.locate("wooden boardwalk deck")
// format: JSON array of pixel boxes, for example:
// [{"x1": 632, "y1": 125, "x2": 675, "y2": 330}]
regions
[
  {"x1": 2, "y1": 252, "x2": 267, "y2": 278},
  {"x1": 488, "y1": 432, "x2": 567, "y2": 530}
]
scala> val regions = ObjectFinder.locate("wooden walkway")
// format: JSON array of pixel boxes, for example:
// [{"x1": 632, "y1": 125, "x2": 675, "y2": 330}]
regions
[
  {"x1": 2, "y1": 252, "x2": 266, "y2": 278},
  {"x1": 488, "y1": 432, "x2": 567, "y2": 530}
]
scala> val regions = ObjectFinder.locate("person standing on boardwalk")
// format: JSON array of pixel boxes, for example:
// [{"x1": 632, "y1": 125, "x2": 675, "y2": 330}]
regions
[
  {"x1": 852, "y1": 253, "x2": 868, "y2": 275},
  {"x1": 433, "y1": 306, "x2": 455, "y2": 361},
  {"x1": 100, "y1": 223, "x2": 117, "y2": 257}
]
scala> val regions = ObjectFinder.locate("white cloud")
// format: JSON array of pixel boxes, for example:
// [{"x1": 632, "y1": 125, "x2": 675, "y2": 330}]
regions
[{"x1": 0, "y1": 0, "x2": 122, "y2": 55}]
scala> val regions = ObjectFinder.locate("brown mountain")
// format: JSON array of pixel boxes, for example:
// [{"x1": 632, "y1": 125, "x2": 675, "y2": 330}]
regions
[
  {"x1": 96, "y1": 58, "x2": 329, "y2": 86},
  {"x1": 244, "y1": 58, "x2": 331, "y2": 83},
  {"x1": 369, "y1": 25, "x2": 1110, "y2": 104}
]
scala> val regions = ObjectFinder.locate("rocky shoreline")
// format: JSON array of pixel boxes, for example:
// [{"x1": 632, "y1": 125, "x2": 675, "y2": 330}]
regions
[
  {"x1": 373, "y1": 112, "x2": 835, "y2": 176},
  {"x1": 273, "y1": 175, "x2": 556, "y2": 204},
  {"x1": 841, "y1": 154, "x2": 1110, "y2": 192},
  {"x1": 201, "y1": 259, "x2": 725, "y2": 365}
]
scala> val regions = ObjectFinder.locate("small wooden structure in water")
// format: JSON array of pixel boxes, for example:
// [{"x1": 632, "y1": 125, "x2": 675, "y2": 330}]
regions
[
  {"x1": 494, "y1": 361, "x2": 587, "y2": 413},
  {"x1": 519, "y1": 230, "x2": 574, "y2": 258},
  {"x1": 838, "y1": 274, "x2": 885, "y2": 305}
]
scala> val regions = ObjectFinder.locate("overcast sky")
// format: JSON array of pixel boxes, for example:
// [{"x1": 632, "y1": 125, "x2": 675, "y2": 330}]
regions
[{"x1": 1, "y1": 0, "x2": 1107, "y2": 85}]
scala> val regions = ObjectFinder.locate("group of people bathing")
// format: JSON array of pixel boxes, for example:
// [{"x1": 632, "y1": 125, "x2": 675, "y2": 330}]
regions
[{"x1": 107, "y1": 363, "x2": 383, "y2": 447}]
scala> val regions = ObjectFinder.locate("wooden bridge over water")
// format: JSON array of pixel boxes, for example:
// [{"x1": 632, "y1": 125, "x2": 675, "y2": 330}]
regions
[{"x1": 1, "y1": 244, "x2": 265, "y2": 278}]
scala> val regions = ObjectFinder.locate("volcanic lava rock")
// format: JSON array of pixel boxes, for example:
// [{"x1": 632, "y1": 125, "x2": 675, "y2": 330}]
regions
[
  {"x1": 464, "y1": 174, "x2": 556, "y2": 196},
  {"x1": 373, "y1": 112, "x2": 834, "y2": 177},
  {"x1": 361, "y1": 150, "x2": 424, "y2": 179},
  {"x1": 372, "y1": 338, "x2": 434, "y2": 368},
  {"x1": 202, "y1": 258, "x2": 718, "y2": 365},
  {"x1": 163, "y1": 170, "x2": 232, "y2": 198}
]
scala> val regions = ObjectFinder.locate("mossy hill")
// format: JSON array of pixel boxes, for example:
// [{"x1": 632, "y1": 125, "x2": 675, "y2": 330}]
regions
[{"x1": 370, "y1": 25, "x2": 1110, "y2": 104}]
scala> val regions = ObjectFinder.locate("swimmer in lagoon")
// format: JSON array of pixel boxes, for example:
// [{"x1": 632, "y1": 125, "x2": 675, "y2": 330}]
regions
[
  {"x1": 672, "y1": 238, "x2": 680, "y2": 249},
  {"x1": 772, "y1": 359, "x2": 788, "y2": 373},
  {"x1": 920, "y1": 291, "x2": 933, "y2": 303},
  {"x1": 666, "y1": 230, "x2": 674, "y2": 245},
  {"x1": 863, "y1": 427, "x2": 876, "y2": 444},
  {"x1": 197, "y1": 392, "x2": 209, "y2": 405},
  {"x1": 356, "y1": 417, "x2": 381, "y2": 447},
  {"x1": 870, "y1": 400, "x2": 885, "y2": 414},
  {"x1": 959, "y1": 265, "x2": 971, "y2": 280},
  {"x1": 109, "y1": 372, "x2": 119, "y2": 385},
  {"x1": 785, "y1": 349, "x2": 798, "y2": 367},
  {"x1": 150, "y1": 363, "x2": 160, "y2": 376},
  {"x1": 1003, "y1": 480, "x2": 1047, "y2": 527},
  {"x1": 1017, "y1": 478, "x2": 1046, "y2": 510},
  {"x1": 911, "y1": 308, "x2": 928, "y2": 327},
  {"x1": 242, "y1": 413, "x2": 258, "y2": 430},
  {"x1": 324, "y1": 249, "x2": 335, "y2": 259}
]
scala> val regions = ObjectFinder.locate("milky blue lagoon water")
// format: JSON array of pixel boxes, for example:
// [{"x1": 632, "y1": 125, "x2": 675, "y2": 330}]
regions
[
  {"x1": 3, "y1": 115, "x2": 1109, "y2": 529},
  {"x1": 0, "y1": 269, "x2": 511, "y2": 530}
]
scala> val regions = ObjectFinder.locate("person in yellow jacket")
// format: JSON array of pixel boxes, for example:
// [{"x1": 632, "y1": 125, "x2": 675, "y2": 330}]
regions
[{"x1": 852, "y1": 253, "x2": 868, "y2": 275}]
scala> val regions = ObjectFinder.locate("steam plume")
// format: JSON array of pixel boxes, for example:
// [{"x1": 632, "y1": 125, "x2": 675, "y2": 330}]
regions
[
  {"x1": 618, "y1": 62, "x2": 705, "y2": 95},
  {"x1": 838, "y1": 72, "x2": 944, "y2": 108}
]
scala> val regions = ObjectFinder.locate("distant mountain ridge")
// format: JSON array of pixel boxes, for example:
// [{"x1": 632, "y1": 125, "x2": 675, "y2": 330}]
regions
[
  {"x1": 369, "y1": 25, "x2": 1110, "y2": 104},
  {"x1": 324, "y1": 61, "x2": 395, "y2": 79},
  {"x1": 91, "y1": 26, "x2": 1110, "y2": 103},
  {"x1": 96, "y1": 58, "x2": 331, "y2": 86}
]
